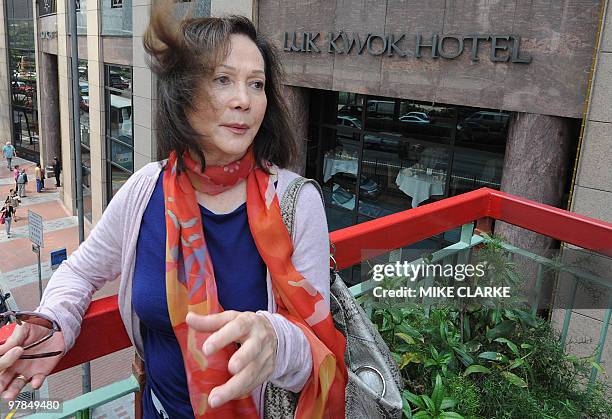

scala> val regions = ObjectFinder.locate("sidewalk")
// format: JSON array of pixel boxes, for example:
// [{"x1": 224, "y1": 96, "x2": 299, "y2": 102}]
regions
[{"x1": 0, "y1": 157, "x2": 135, "y2": 418}]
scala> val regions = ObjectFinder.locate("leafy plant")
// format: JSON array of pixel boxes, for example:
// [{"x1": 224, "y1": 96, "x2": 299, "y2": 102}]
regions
[
  {"x1": 365, "y1": 237, "x2": 612, "y2": 418},
  {"x1": 403, "y1": 374, "x2": 463, "y2": 419}
]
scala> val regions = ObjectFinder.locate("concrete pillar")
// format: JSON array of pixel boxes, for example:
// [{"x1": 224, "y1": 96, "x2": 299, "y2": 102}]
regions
[
  {"x1": 282, "y1": 85, "x2": 310, "y2": 175},
  {"x1": 39, "y1": 52, "x2": 61, "y2": 165},
  {"x1": 132, "y1": 0, "x2": 158, "y2": 174},
  {"x1": 499, "y1": 112, "x2": 573, "y2": 206},
  {"x1": 555, "y1": 0, "x2": 612, "y2": 386},
  {"x1": 494, "y1": 112, "x2": 574, "y2": 303},
  {"x1": 0, "y1": 0, "x2": 12, "y2": 139},
  {"x1": 87, "y1": 0, "x2": 106, "y2": 223}
]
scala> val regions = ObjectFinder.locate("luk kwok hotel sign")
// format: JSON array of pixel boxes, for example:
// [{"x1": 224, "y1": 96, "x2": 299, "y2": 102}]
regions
[{"x1": 283, "y1": 31, "x2": 532, "y2": 63}]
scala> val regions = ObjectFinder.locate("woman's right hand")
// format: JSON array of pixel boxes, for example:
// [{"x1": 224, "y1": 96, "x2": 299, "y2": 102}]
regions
[{"x1": 0, "y1": 322, "x2": 65, "y2": 401}]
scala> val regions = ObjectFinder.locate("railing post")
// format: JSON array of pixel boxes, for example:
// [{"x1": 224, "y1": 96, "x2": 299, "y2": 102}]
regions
[
  {"x1": 559, "y1": 275, "x2": 579, "y2": 350},
  {"x1": 475, "y1": 217, "x2": 493, "y2": 235},
  {"x1": 531, "y1": 264, "x2": 544, "y2": 316},
  {"x1": 588, "y1": 302, "x2": 612, "y2": 390},
  {"x1": 133, "y1": 353, "x2": 146, "y2": 419}
]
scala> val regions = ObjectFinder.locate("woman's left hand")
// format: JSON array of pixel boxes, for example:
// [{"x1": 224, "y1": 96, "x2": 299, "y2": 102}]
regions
[{"x1": 185, "y1": 311, "x2": 277, "y2": 409}]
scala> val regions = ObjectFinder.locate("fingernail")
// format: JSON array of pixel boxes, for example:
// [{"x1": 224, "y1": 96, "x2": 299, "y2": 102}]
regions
[
  {"x1": 208, "y1": 394, "x2": 218, "y2": 408},
  {"x1": 204, "y1": 343, "x2": 213, "y2": 356}
]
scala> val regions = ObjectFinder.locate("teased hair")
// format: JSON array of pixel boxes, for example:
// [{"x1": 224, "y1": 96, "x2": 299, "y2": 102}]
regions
[{"x1": 143, "y1": 1, "x2": 297, "y2": 172}]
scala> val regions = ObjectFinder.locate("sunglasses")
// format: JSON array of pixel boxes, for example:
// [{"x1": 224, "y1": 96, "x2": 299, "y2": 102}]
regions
[{"x1": 0, "y1": 311, "x2": 62, "y2": 359}]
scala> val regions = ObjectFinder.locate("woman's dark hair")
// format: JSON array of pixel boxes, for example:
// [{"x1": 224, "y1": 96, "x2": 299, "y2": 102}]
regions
[{"x1": 143, "y1": 2, "x2": 297, "y2": 172}]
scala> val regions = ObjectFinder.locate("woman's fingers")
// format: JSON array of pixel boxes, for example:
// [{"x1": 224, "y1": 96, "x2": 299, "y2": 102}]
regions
[
  {"x1": 29, "y1": 373, "x2": 47, "y2": 390},
  {"x1": 185, "y1": 311, "x2": 239, "y2": 333},
  {"x1": 226, "y1": 336, "x2": 259, "y2": 375},
  {"x1": 1, "y1": 373, "x2": 30, "y2": 401},
  {"x1": 208, "y1": 360, "x2": 261, "y2": 409},
  {"x1": 0, "y1": 347, "x2": 23, "y2": 375},
  {"x1": 188, "y1": 312, "x2": 253, "y2": 357}
]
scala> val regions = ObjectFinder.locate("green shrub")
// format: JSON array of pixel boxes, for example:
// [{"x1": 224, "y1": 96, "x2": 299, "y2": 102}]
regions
[{"x1": 366, "y1": 237, "x2": 612, "y2": 418}]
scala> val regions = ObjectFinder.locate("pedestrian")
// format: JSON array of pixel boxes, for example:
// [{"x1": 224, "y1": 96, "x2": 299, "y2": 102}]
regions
[
  {"x1": 16, "y1": 168, "x2": 27, "y2": 198},
  {"x1": 35, "y1": 163, "x2": 43, "y2": 193},
  {"x1": 52, "y1": 157, "x2": 61, "y2": 187},
  {"x1": 2, "y1": 142, "x2": 16, "y2": 170},
  {"x1": 0, "y1": 11, "x2": 347, "y2": 418},
  {"x1": 12, "y1": 165, "x2": 19, "y2": 191},
  {"x1": 40, "y1": 166, "x2": 46, "y2": 191},
  {"x1": 2, "y1": 198, "x2": 14, "y2": 238},
  {"x1": 9, "y1": 189, "x2": 20, "y2": 222}
]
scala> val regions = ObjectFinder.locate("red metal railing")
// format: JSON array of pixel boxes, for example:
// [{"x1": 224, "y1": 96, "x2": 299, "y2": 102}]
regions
[{"x1": 3, "y1": 187, "x2": 610, "y2": 373}]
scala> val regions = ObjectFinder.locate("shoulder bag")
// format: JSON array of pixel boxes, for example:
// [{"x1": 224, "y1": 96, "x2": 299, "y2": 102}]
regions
[{"x1": 263, "y1": 177, "x2": 403, "y2": 419}]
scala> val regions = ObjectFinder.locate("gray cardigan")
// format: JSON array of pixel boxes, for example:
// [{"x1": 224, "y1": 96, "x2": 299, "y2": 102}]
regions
[{"x1": 36, "y1": 161, "x2": 331, "y2": 414}]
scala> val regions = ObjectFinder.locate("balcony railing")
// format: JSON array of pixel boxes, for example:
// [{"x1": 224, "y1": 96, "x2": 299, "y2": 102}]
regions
[{"x1": 5, "y1": 187, "x2": 611, "y2": 418}]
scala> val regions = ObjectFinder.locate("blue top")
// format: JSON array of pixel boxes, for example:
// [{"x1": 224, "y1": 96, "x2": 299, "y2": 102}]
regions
[
  {"x1": 3, "y1": 145, "x2": 14, "y2": 158},
  {"x1": 132, "y1": 172, "x2": 267, "y2": 418}
]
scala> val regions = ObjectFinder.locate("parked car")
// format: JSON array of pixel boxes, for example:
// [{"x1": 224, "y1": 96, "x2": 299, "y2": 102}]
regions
[
  {"x1": 457, "y1": 111, "x2": 509, "y2": 132},
  {"x1": 330, "y1": 172, "x2": 382, "y2": 200},
  {"x1": 363, "y1": 132, "x2": 403, "y2": 151},
  {"x1": 402, "y1": 111, "x2": 430, "y2": 121},
  {"x1": 338, "y1": 104, "x2": 363, "y2": 118},
  {"x1": 399, "y1": 114, "x2": 431, "y2": 125},
  {"x1": 337, "y1": 115, "x2": 362, "y2": 130}
]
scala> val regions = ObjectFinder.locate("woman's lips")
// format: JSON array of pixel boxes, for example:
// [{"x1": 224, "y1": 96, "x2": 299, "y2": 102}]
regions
[{"x1": 222, "y1": 125, "x2": 248, "y2": 135}]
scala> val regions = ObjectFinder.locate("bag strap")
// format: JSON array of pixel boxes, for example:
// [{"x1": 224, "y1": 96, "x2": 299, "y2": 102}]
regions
[{"x1": 279, "y1": 177, "x2": 324, "y2": 240}]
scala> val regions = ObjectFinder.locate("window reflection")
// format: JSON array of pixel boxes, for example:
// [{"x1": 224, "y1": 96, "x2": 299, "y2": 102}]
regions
[
  {"x1": 7, "y1": 16, "x2": 39, "y2": 162},
  {"x1": 308, "y1": 91, "x2": 509, "y2": 229},
  {"x1": 105, "y1": 65, "x2": 133, "y2": 202},
  {"x1": 456, "y1": 108, "x2": 509, "y2": 154},
  {"x1": 450, "y1": 150, "x2": 503, "y2": 196},
  {"x1": 321, "y1": 128, "x2": 357, "y2": 232}
]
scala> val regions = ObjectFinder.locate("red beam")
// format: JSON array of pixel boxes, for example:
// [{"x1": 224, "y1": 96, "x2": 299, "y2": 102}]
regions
[
  {"x1": 329, "y1": 188, "x2": 492, "y2": 270},
  {"x1": 1, "y1": 188, "x2": 606, "y2": 369},
  {"x1": 52, "y1": 296, "x2": 132, "y2": 373},
  {"x1": 486, "y1": 189, "x2": 612, "y2": 257}
]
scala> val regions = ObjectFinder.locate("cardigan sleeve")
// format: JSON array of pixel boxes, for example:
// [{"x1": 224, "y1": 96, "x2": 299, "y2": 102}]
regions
[
  {"x1": 257, "y1": 181, "x2": 330, "y2": 392},
  {"x1": 34, "y1": 174, "x2": 138, "y2": 353}
]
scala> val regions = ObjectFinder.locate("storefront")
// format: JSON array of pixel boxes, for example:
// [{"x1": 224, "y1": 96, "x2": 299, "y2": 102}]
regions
[
  {"x1": 255, "y1": 0, "x2": 601, "y2": 282},
  {"x1": 257, "y1": 2, "x2": 599, "y2": 223}
]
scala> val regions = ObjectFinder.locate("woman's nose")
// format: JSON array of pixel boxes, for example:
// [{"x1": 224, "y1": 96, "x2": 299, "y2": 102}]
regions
[{"x1": 229, "y1": 83, "x2": 251, "y2": 110}]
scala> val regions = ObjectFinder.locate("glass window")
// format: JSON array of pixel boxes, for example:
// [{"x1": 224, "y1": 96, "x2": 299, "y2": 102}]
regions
[
  {"x1": 105, "y1": 65, "x2": 133, "y2": 202},
  {"x1": 76, "y1": 0, "x2": 87, "y2": 34},
  {"x1": 6, "y1": 8, "x2": 39, "y2": 162},
  {"x1": 78, "y1": 60, "x2": 91, "y2": 220},
  {"x1": 455, "y1": 108, "x2": 510, "y2": 154},
  {"x1": 307, "y1": 91, "x2": 510, "y2": 262}
]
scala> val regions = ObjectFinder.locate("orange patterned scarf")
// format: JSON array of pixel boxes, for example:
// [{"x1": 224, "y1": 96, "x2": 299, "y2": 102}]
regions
[{"x1": 163, "y1": 148, "x2": 347, "y2": 418}]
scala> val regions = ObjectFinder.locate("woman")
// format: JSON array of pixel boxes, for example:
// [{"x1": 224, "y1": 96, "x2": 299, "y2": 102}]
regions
[
  {"x1": 35, "y1": 163, "x2": 43, "y2": 193},
  {"x1": 0, "y1": 10, "x2": 346, "y2": 418},
  {"x1": 52, "y1": 157, "x2": 61, "y2": 187},
  {"x1": 2, "y1": 198, "x2": 14, "y2": 238},
  {"x1": 9, "y1": 189, "x2": 19, "y2": 222}
]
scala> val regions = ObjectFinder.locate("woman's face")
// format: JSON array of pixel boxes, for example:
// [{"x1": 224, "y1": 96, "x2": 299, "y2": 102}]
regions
[{"x1": 188, "y1": 34, "x2": 267, "y2": 166}]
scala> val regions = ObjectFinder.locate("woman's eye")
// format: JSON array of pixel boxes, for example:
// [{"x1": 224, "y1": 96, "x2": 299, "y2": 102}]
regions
[
  {"x1": 215, "y1": 76, "x2": 230, "y2": 84},
  {"x1": 252, "y1": 81, "x2": 265, "y2": 89}
]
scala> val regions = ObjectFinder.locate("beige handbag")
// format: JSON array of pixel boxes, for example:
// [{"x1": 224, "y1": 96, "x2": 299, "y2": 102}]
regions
[{"x1": 263, "y1": 177, "x2": 403, "y2": 419}]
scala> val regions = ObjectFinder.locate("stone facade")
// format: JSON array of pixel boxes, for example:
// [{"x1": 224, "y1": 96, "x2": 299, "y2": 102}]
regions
[{"x1": 257, "y1": 0, "x2": 602, "y2": 119}]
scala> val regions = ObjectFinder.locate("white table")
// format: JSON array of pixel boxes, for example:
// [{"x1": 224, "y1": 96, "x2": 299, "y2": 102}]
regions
[
  {"x1": 323, "y1": 154, "x2": 358, "y2": 182},
  {"x1": 396, "y1": 168, "x2": 445, "y2": 208}
]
